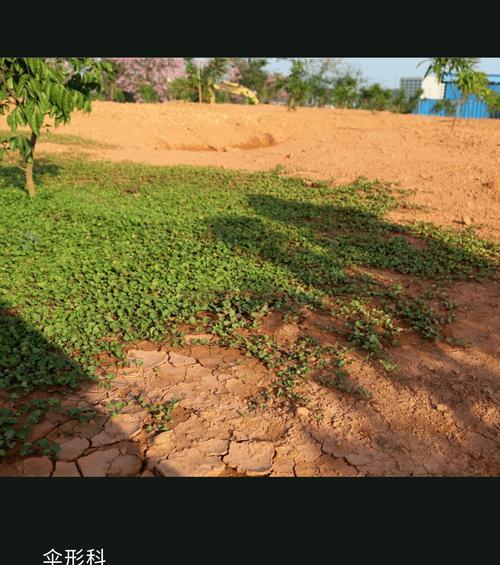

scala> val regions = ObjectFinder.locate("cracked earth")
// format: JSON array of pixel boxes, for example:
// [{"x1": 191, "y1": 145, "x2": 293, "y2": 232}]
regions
[{"x1": 1, "y1": 278, "x2": 499, "y2": 477}]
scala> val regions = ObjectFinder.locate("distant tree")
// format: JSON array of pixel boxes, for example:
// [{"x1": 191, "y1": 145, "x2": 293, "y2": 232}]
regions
[
  {"x1": 100, "y1": 59, "x2": 123, "y2": 101},
  {"x1": 110, "y1": 58, "x2": 186, "y2": 102},
  {"x1": 229, "y1": 58, "x2": 269, "y2": 100},
  {"x1": 303, "y1": 58, "x2": 341, "y2": 107},
  {"x1": 420, "y1": 58, "x2": 497, "y2": 124},
  {"x1": 430, "y1": 98, "x2": 458, "y2": 117},
  {"x1": 390, "y1": 87, "x2": 423, "y2": 114},
  {"x1": 331, "y1": 72, "x2": 362, "y2": 108},
  {"x1": 281, "y1": 60, "x2": 309, "y2": 110},
  {"x1": 358, "y1": 83, "x2": 393, "y2": 111},
  {"x1": 0, "y1": 57, "x2": 110, "y2": 197},
  {"x1": 261, "y1": 73, "x2": 288, "y2": 104},
  {"x1": 170, "y1": 58, "x2": 230, "y2": 103}
]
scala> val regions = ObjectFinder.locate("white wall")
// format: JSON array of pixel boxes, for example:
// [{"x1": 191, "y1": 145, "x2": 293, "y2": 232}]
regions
[{"x1": 421, "y1": 75, "x2": 445, "y2": 99}]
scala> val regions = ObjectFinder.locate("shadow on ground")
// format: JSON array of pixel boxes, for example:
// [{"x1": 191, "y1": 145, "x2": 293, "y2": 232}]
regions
[
  {"x1": 1, "y1": 190, "x2": 498, "y2": 476},
  {"x1": 0, "y1": 300, "x2": 159, "y2": 477},
  {"x1": 205, "y1": 193, "x2": 499, "y2": 475},
  {"x1": 0, "y1": 160, "x2": 62, "y2": 193}
]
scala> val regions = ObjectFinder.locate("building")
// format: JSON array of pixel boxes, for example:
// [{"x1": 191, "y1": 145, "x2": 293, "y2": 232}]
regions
[
  {"x1": 420, "y1": 74, "x2": 445, "y2": 99},
  {"x1": 400, "y1": 77, "x2": 422, "y2": 98},
  {"x1": 415, "y1": 73, "x2": 500, "y2": 119}
]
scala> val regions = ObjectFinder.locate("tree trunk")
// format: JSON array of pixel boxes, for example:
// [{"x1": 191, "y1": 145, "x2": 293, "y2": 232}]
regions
[
  {"x1": 197, "y1": 68, "x2": 202, "y2": 103},
  {"x1": 25, "y1": 132, "x2": 37, "y2": 198}
]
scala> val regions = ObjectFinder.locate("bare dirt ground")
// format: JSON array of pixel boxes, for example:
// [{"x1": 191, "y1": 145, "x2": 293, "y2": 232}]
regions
[
  {"x1": 34, "y1": 101, "x2": 500, "y2": 241},
  {"x1": 1, "y1": 289, "x2": 498, "y2": 477},
  {"x1": 1, "y1": 102, "x2": 498, "y2": 476}
]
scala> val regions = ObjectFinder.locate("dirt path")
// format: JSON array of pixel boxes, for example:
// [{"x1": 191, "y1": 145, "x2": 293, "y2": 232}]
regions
[{"x1": 28, "y1": 101, "x2": 500, "y2": 241}]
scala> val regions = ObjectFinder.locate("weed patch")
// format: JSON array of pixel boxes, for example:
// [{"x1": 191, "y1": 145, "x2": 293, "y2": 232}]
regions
[{"x1": 0, "y1": 158, "x2": 498, "y2": 455}]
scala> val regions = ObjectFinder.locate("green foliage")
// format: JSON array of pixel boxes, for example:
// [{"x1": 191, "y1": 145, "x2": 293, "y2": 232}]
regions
[
  {"x1": 431, "y1": 99, "x2": 458, "y2": 117},
  {"x1": 0, "y1": 408, "x2": 21, "y2": 456},
  {"x1": 341, "y1": 300, "x2": 402, "y2": 354},
  {"x1": 331, "y1": 73, "x2": 361, "y2": 108},
  {"x1": 182, "y1": 58, "x2": 230, "y2": 103},
  {"x1": 0, "y1": 58, "x2": 110, "y2": 194},
  {"x1": 282, "y1": 60, "x2": 309, "y2": 110},
  {"x1": 169, "y1": 77, "x2": 198, "y2": 102},
  {"x1": 138, "y1": 83, "x2": 160, "y2": 103},
  {"x1": 137, "y1": 397, "x2": 178, "y2": 432},
  {"x1": 421, "y1": 58, "x2": 479, "y2": 82},
  {"x1": 358, "y1": 83, "x2": 393, "y2": 111},
  {"x1": 98, "y1": 59, "x2": 124, "y2": 102},
  {"x1": 0, "y1": 158, "x2": 498, "y2": 455},
  {"x1": 230, "y1": 58, "x2": 269, "y2": 99},
  {"x1": 302, "y1": 58, "x2": 339, "y2": 107},
  {"x1": 330, "y1": 77, "x2": 421, "y2": 114},
  {"x1": 421, "y1": 58, "x2": 497, "y2": 120},
  {"x1": 390, "y1": 88, "x2": 423, "y2": 114},
  {"x1": 106, "y1": 400, "x2": 128, "y2": 416}
]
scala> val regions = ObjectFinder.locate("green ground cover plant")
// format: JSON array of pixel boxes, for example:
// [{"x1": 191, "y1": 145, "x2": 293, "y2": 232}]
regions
[{"x1": 0, "y1": 158, "x2": 498, "y2": 455}]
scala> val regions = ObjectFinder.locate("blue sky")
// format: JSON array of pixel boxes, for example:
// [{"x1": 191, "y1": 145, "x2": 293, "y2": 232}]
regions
[{"x1": 267, "y1": 58, "x2": 500, "y2": 88}]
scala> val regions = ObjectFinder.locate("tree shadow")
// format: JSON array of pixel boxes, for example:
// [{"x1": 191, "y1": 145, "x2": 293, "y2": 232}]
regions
[
  {"x1": 208, "y1": 192, "x2": 496, "y2": 319},
  {"x1": 0, "y1": 299, "x2": 150, "y2": 476},
  {"x1": 206, "y1": 193, "x2": 500, "y2": 474},
  {"x1": 0, "y1": 159, "x2": 62, "y2": 193}
]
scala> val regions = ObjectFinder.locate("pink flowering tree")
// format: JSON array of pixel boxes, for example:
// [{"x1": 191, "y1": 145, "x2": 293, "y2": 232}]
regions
[{"x1": 109, "y1": 58, "x2": 186, "y2": 102}]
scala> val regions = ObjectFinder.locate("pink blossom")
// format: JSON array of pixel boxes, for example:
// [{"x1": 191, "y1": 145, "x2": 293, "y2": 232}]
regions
[{"x1": 110, "y1": 58, "x2": 186, "y2": 102}]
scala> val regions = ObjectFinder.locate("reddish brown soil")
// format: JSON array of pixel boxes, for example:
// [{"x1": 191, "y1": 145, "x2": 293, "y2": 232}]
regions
[
  {"x1": 1, "y1": 280, "x2": 498, "y2": 478},
  {"x1": 28, "y1": 100, "x2": 500, "y2": 241}
]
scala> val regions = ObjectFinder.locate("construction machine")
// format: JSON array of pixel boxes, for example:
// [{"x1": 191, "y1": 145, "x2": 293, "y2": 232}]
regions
[{"x1": 208, "y1": 81, "x2": 259, "y2": 105}]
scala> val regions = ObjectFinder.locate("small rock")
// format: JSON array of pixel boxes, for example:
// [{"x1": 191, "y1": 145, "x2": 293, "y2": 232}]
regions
[
  {"x1": 184, "y1": 364, "x2": 212, "y2": 381},
  {"x1": 53, "y1": 461, "x2": 80, "y2": 477},
  {"x1": 197, "y1": 357, "x2": 224, "y2": 368},
  {"x1": 272, "y1": 446, "x2": 297, "y2": 477},
  {"x1": 184, "y1": 333, "x2": 214, "y2": 344},
  {"x1": 156, "y1": 448, "x2": 225, "y2": 477},
  {"x1": 274, "y1": 323, "x2": 300, "y2": 345},
  {"x1": 22, "y1": 456, "x2": 53, "y2": 477},
  {"x1": 233, "y1": 367, "x2": 264, "y2": 385},
  {"x1": 127, "y1": 349, "x2": 168, "y2": 370},
  {"x1": 436, "y1": 403, "x2": 447, "y2": 412},
  {"x1": 199, "y1": 372, "x2": 220, "y2": 390},
  {"x1": 108, "y1": 454, "x2": 142, "y2": 476},
  {"x1": 225, "y1": 378, "x2": 251, "y2": 395},
  {"x1": 28, "y1": 419, "x2": 55, "y2": 442},
  {"x1": 146, "y1": 431, "x2": 176, "y2": 458},
  {"x1": 196, "y1": 438, "x2": 229, "y2": 456},
  {"x1": 78, "y1": 448, "x2": 120, "y2": 477},
  {"x1": 154, "y1": 363, "x2": 186, "y2": 381},
  {"x1": 294, "y1": 441, "x2": 322, "y2": 463},
  {"x1": 169, "y1": 352, "x2": 197, "y2": 367},
  {"x1": 296, "y1": 407, "x2": 310, "y2": 418},
  {"x1": 344, "y1": 450, "x2": 384, "y2": 467},
  {"x1": 91, "y1": 413, "x2": 144, "y2": 447},
  {"x1": 58, "y1": 437, "x2": 90, "y2": 461},
  {"x1": 462, "y1": 216, "x2": 472, "y2": 226},
  {"x1": 223, "y1": 441, "x2": 275, "y2": 476}
]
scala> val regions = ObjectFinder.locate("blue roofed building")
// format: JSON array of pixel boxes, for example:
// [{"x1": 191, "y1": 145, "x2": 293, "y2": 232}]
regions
[{"x1": 414, "y1": 73, "x2": 500, "y2": 119}]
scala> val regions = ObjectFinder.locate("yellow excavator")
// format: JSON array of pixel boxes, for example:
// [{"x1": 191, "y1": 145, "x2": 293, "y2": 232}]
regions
[{"x1": 208, "y1": 81, "x2": 259, "y2": 105}]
